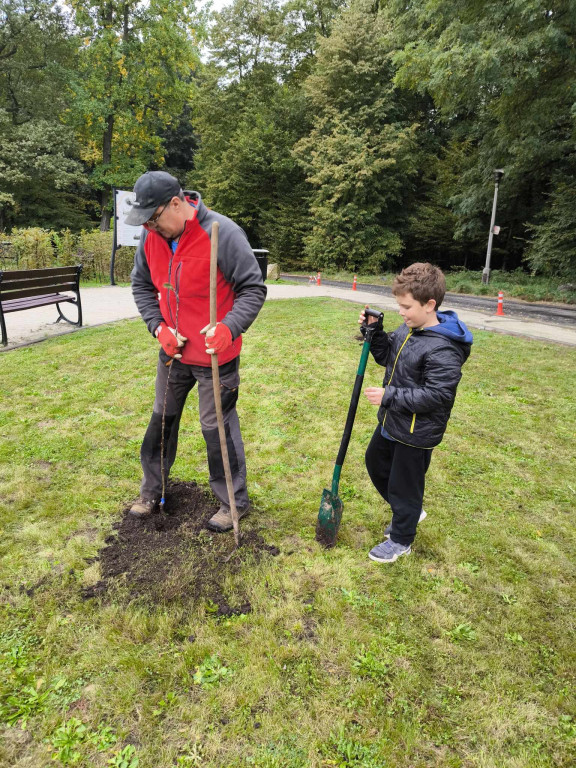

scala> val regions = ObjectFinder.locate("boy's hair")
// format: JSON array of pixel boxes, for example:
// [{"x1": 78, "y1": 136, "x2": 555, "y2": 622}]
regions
[{"x1": 392, "y1": 262, "x2": 446, "y2": 309}]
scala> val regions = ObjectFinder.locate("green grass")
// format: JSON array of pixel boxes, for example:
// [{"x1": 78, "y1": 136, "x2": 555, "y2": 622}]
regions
[
  {"x1": 284, "y1": 269, "x2": 576, "y2": 304},
  {"x1": 80, "y1": 279, "x2": 131, "y2": 288},
  {"x1": 1, "y1": 298, "x2": 575, "y2": 767}
]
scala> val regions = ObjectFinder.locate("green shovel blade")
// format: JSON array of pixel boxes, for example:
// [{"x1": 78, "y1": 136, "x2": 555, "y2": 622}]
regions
[{"x1": 316, "y1": 487, "x2": 343, "y2": 548}]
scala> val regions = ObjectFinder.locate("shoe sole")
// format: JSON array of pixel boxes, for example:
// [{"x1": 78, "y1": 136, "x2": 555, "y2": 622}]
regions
[
  {"x1": 384, "y1": 510, "x2": 427, "y2": 539},
  {"x1": 206, "y1": 521, "x2": 232, "y2": 532},
  {"x1": 128, "y1": 504, "x2": 158, "y2": 518},
  {"x1": 206, "y1": 510, "x2": 249, "y2": 533},
  {"x1": 368, "y1": 548, "x2": 411, "y2": 563}
]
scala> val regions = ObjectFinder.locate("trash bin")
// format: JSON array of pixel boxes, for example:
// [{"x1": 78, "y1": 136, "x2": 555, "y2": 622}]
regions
[{"x1": 252, "y1": 249, "x2": 269, "y2": 281}]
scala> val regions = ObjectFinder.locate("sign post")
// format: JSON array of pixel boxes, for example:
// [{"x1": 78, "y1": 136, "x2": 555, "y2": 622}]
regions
[
  {"x1": 481, "y1": 169, "x2": 504, "y2": 285},
  {"x1": 110, "y1": 188, "x2": 143, "y2": 285}
]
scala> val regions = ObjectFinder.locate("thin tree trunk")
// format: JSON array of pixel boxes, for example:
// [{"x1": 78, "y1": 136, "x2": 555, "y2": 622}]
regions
[
  {"x1": 99, "y1": 112, "x2": 114, "y2": 231},
  {"x1": 100, "y1": 188, "x2": 111, "y2": 231}
]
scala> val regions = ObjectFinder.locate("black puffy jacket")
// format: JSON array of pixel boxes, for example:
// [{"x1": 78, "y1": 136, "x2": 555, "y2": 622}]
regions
[{"x1": 368, "y1": 322, "x2": 471, "y2": 449}]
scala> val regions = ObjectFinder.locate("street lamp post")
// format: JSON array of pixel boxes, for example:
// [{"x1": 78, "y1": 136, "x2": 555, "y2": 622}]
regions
[{"x1": 482, "y1": 169, "x2": 504, "y2": 285}]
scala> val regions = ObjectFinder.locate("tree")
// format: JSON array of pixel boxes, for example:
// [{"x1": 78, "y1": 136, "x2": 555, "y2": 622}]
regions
[
  {"x1": 0, "y1": 110, "x2": 89, "y2": 230},
  {"x1": 0, "y1": 0, "x2": 86, "y2": 230},
  {"x1": 208, "y1": 0, "x2": 284, "y2": 81},
  {"x1": 69, "y1": 0, "x2": 200, "y2": 229},
  {"x1": 404, "y1": 140, "x2": 480, "y2": 270},
  {"x1": 192, "y1": 0, "x2": 344, "y2": 264},
  {"x1": 193, "y1": 64, "x2": 311, "y2": 262},
  {"x1": 294, "y1": 0, "x2": 421, "y2": 271},
  {"x1": 525, "y1": 177, "x2": 576, "y2": 279},
  {"x1": 392, "y1": 0, "x2": 576, "y2": 273}
]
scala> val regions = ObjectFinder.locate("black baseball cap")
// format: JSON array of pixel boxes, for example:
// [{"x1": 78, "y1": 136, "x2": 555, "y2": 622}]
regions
[{"x1": 124, "y1": 171, "x2": 182, "y2": 226}]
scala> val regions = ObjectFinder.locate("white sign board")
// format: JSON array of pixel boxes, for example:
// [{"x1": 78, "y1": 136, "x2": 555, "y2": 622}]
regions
[{"x1": 115, "y1": 189, "x2": 143, "y2": 247}]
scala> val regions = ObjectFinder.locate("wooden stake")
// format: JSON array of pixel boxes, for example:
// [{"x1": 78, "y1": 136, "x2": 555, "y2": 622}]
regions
[{"x1": 209, "y1": 221, "x2": 240, "y2": 546}]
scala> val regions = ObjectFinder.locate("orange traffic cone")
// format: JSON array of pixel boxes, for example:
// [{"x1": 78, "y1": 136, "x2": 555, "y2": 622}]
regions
[
  {"x1": 495, "y1": 291, "x2": 505, "y2": 316},
  {"x1": 352, "y1": 275, "x2": 357, "y2": 291},
  {"x1": 316, "y1": 271, "x2": 321, "y2": 286}
]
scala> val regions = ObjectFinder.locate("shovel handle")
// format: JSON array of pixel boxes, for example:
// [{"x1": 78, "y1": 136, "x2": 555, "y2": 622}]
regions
[
  {"x1": 334, "y1": 338, "x2": 372, "y2": 471},
  {"x1": 332, "y1": 309, "x2": 383, "y2": 486},
  {"x1": 361, "y1": 308, "x2": 384, "y2": 334}
]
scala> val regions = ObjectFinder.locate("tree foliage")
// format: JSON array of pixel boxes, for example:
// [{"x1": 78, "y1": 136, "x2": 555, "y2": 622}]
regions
[
  {"x1": 525, "y1": 177, "x2": 576, "y2": 279},
  {"x1": 68, "y1": 0, "x2": 200, "y2": 228},
  {"x1": 294, "y1": 0, "x2": 422, "y2": 271},
  {"x1": 392, "y1": 0, "x2": 576, "y2": 271},
  {"x1": 1, "y1": 0, "x2": 575, "y2": 279},
  {"x1": 192, "y1": 0, "x2": 343, "y2": 264},
  {"x1": 0, "y1": 0, "x2": 86, "y2": 229}
]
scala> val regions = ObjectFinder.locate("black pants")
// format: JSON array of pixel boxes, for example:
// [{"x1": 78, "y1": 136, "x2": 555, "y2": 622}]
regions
[{"x1": 365, "y1": 425, "x2": 433, "y2": 546}]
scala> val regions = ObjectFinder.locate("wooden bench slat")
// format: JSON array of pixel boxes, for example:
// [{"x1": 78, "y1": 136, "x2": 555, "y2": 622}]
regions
[
  {"x1": 0, "y1": 276, "x2": 78, "y2": 292},
  {"x1": 1, "y1": 293, "x2": 76, "y2": 313},
  {"x1": 1, "y1": 266, "x2": 79, "y2": 281},
  {"x1": 1, "y1": 283, "x2": 77, "y2": 302},
  {"x1": 0, "y1": 265, "x2": 82, "y2": 346}
]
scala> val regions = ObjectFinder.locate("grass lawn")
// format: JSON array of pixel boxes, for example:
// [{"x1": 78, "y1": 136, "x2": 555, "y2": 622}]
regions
[{"x1": 0, "y1": 298, "x2": 575, "y2": 768}]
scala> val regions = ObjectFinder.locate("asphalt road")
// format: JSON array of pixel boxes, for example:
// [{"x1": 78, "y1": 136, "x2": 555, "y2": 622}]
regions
[{"x1": 281, "y1": 275, "x2": 576, "y2": 327}]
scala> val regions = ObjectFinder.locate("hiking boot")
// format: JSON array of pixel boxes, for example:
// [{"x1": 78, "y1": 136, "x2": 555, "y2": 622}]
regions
[
  {"x1": 207, "y1": 503, "x2": 250, "y2": 532},
  {"x1": 384, "y1": 509, "x2": 427, "y2": 538},
  {"x1": 369, "y1": 538, "x2": 411, "y2": 564},
  {"x1": 128, "y1": 497, "x2": 159, "y2": 518}
]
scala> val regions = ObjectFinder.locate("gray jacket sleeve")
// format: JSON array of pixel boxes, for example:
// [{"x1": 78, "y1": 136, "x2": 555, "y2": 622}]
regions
[
  {"x1": 213, "y1": 215, "x2": 267, "y2": 339},
  {"x1": 130, "y1": 230, "x2": 164, "y2": 335}
]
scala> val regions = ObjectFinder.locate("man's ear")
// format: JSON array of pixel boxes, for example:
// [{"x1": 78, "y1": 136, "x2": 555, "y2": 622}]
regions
[{"x1": 426, "y1": 298, "x2": 437, "y2": 312}]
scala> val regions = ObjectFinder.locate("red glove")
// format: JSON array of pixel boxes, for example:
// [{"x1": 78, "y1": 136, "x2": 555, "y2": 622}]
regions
[
  {"x1": 200, "y1": 322, "x2": 233, "y2": 355},
  {"x1": 155, "y1": 324, "x2": 187, "y2": 359}
]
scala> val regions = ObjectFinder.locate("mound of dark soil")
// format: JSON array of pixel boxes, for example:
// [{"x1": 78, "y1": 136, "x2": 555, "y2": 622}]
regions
[{"x1": 82, "y1": 480, "x2": 279, "y2": 611}]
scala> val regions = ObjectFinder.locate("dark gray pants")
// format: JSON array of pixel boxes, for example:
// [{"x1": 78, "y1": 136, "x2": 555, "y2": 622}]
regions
[{"x1": 140, "y1": 354, "x2": 248, "y2": 509}]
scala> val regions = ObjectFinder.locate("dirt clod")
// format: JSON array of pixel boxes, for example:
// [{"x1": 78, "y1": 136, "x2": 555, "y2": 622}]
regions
[
  {"x1": 81, "y1": 480, "x2": 279, "y2": 609},
  {"x1": 315, "y1": 521, "x2": 337, "y2": 549}
]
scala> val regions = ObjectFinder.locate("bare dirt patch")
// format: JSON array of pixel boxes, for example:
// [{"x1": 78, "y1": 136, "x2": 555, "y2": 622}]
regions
[{"x1": 82, "y1": 480, "x2": 279, "y2": 612}]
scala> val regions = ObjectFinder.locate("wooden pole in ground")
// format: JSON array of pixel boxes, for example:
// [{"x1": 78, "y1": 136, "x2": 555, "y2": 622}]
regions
[{"x1": 209, "y1": 221, "x2": 240, "y2": 546}]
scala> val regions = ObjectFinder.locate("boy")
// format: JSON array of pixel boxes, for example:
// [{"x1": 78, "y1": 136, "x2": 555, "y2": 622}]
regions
[{"x1": 360, "y1": 262, "x2": 473, "y2": 563}]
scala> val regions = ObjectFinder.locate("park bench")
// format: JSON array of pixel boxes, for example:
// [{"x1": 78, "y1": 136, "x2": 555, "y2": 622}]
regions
[{"x1": 0, "y1": 265, "x2": 83, "y2": 346}]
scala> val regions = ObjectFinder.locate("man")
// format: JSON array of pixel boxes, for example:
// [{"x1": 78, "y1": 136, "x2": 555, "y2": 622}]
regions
[{"x1": 125, "y1": 171, "x2": 266, "y2": 532}]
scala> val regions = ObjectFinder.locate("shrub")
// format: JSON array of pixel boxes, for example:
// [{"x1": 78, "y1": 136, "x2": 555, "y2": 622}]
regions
[
  {"x1": 453, "y1": 281, "x2": 474, "y2": 294},
  {"x1": 52, "y1": 230, "x2": 79, "y2": 266},
  {"x1": 113, "y1": 246, "x2": 135, "y2": 282},
  {"x1": 75, "y1": 231, "x2": 134, "y2": 282},
  {"x1": 9, "y1": 228, "x2": 54, "y2": 269},
  {"x1": 5, "y1": 227, "x2": 135, "y2": 283},
  {"x1": 75, "y1": 230, "x2": 113, "y2": 282}
]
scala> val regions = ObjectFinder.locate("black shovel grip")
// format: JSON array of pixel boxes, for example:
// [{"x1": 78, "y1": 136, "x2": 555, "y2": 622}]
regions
[{"x1": 361, "y1": 308, "x2": 384, "y2": 336}]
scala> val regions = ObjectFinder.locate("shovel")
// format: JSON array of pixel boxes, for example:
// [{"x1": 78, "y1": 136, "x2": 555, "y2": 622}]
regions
[
  {"x1": 209, "y1": 221, "x2": 241, "y2": 548},
  {"x1": 316, "y1": 308, "x2": 384, "y2": 548}
]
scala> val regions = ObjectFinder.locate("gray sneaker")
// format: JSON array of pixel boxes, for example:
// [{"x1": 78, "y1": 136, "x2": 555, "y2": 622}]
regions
[
  {"x1": 369, "y1": 538, "x2": 411, "y2": 563},
  {"x1": 128, "y1": 497, "x2": 159, "y2": 518},
  {"x1": 207, "y1": 504, "x2": 250, "y2": 532},
  {"x1": 384, "y1": 509, "x2": 427, "y2": 538}
]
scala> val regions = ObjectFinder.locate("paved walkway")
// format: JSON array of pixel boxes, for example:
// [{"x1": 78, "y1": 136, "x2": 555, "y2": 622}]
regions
[{"x1": 2, "y1": 282, "x2": 576, "y2": 351}]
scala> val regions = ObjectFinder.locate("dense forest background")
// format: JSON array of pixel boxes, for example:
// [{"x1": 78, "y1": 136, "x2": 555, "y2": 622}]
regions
[{"x1": 0, "y1": 0, "x2": 575, "y2": 277}]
